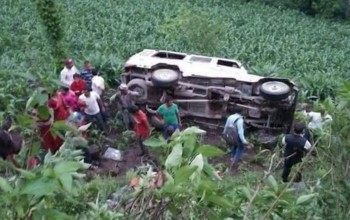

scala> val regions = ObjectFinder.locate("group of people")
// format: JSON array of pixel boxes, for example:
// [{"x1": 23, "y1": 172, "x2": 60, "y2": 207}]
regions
[
  {"x1": 222, "y1": 102, "x2": 332, "y2": 185},
  {"x1": 1, "y1": 58, "x2": 333, "y2": 184},
  {"x1": 43, "y1": 58, "x2": 183, "y2": 158}
]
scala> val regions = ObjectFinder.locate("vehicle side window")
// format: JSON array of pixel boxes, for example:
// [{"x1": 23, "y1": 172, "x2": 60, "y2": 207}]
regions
[
  {"x1": 153, "y1": 52, "x2": 186, "y2": 60},
  {"x1": 189, "y1": 56, "x2": 212, "y2": 63},
  {"x1": 217, "y1": 59, "x2": 240, "y2": 68}
]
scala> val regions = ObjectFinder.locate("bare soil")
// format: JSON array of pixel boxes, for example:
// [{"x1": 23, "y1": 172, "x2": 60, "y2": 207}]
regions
[{"x1": 87, "y1": 124, "x2": 263, "y2": 178}]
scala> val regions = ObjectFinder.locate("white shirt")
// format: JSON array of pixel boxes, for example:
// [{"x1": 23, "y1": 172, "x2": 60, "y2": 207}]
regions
[
  {"x1": 302, "y1": 111, "x2": 322, "y2": 130},
  {"x1": 79, "y1": 91, "x2": 101, "y2": 115},
  {"x1": 92, "y1": 75, "x2": 105, "y2": 96},
  {"x1": 282, "y1": 135, "x2": 312, "y2": 150},
  {"x1": 60, "y1": 66, "x2": 79, "y2": 86}
]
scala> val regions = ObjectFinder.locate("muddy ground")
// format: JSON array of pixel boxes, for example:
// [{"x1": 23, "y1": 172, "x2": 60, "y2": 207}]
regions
[{"x1": 87, "y1": 124, "x2": 264, "y2": 178}]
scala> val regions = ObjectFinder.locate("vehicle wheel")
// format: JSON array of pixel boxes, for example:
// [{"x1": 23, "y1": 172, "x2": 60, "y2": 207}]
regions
[
  {"x1": 151, "y1": 68, "x2": 179, "y2": 87},
  {"x1": 127, "y1": 78, "x2": 148, "y2": 103},
  {"x1": 260, "y1": 81, "x2": 291, "y2": 101}
]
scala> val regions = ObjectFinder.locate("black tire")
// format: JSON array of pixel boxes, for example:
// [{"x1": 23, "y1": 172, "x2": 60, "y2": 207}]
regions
[
  {"x1": 127, "y1": 79, "x2": 148, "y2": 103},
  {"x1": 151, "y1": 68, "x2": 179, "y2": 87},
  {"x1": 260, "y1": 81, "x2": 291, "y2": 101}
]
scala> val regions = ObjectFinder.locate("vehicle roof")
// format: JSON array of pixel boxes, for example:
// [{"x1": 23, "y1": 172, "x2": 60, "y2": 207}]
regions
[{"x1": 125, "y1": 49, "x2": 262, "y2": 83}]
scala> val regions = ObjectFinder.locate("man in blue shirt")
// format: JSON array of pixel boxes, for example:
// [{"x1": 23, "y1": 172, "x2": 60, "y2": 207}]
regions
[
  {"x1": 80, "y1": 60, "x2": 94, "y2": 89},
  {"x1": 223, "y1": 112, "x2": 252, "y2": 166}
]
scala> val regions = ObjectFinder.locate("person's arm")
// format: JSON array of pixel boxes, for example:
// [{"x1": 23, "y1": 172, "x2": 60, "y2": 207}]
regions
[
  {"x1": 7, "y1": 154, "x2": 21, "y2": 168},
  {"x1": 281, "y1": 136, "x2": 286, "y2": 146},
  {"x1": 236, "y1": 118, "x2": 248, "y2": 145},
  {"x1": 60, "y1": 70, "x2": 68, "y2": 86},
  {"x1": 304, "y1": 140, "x2": 312, "y2": 151},
  {"x1": 175, "y1": 105, "x2": 181, "y2": 127},
  {"x1": 223, "y1": 118, "x2": 230, "y2": 134},
  {"x1": 95, "y1": 93, "x2": 105, "y2": 112}
]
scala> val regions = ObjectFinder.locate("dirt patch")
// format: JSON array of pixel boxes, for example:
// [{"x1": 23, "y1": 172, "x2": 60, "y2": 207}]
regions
[{"x1": 87, "y1": 123, "x2": 263, "y2": 178}]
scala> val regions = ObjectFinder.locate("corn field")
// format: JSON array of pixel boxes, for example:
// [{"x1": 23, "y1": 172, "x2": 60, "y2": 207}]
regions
[{"x1": 1, "y1": 0, "x2": 350, "y2": 98}]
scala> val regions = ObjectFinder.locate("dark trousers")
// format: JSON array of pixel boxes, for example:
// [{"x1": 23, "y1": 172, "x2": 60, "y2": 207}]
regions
[
  {"x1": 138, "y1": 137, "x2": 148, "y2": 155},
  {"x1": 282, "y1": 160, "x2": 302, "y2": 183},
  {"x1": 85, "y1": 112, "x2": 107, "y2": 132}
]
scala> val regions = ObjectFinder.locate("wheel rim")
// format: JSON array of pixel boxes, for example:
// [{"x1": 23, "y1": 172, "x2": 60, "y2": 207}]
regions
[
  {"x1": 261, "y1": 81, "x2": 290, "y2": 94},
  {"x1": 131, "y1": 86, "x2": 145, "y2": 96},
  {"x1": 153, "y1": 69, "x2": 178, "y2": 81}
]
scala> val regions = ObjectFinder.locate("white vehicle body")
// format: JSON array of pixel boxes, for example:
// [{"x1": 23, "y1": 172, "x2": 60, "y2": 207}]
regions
[
  {"x1": 125, "y1": 49, "x2": 262, "y2": 83},
  {"x1": 121, "y1": 49, "x2": 298, "y2": 135}
]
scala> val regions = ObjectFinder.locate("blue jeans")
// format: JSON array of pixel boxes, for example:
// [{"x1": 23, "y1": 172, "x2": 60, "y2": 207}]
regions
[
  {"x1": 231, "y1": 142, "x2": 244, "y2": 163},
  {"x1": 163, "y1": 124, "x2": 179, "y2": 139}
]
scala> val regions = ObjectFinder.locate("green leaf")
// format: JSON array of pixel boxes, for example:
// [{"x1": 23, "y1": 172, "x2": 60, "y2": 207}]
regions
[
  {"x1": 37, "y1": 105, "x2": 50, "y2": 120},
  {"x1": 33, "y1": 208, "x2": 73, "y2": 220},
  {"x1": 182, "y1": 134, "x2": 196, "y2": 157},
  {"x1": 196, "y1": 144, "x2": 225, "y2": 158},
  {"x1": 52, "y1": 121, "x2": 76, "y2": 132},
  {"x1": 205, "y1": 194, "x2": 233, "y2": 208},
  {"x1": 143, "y1": 136, "x2": 167, "y2": 148},
  {"x1": 296, "y1": 193, "x2": 318, "y2": 205},
  {"x1": 54, "y1": 161, "x2": 84, "y2": 175},
  {"x1": 21, "y1": 178, "x2": 58, "y2": 196},
  {"x1": 0, "y1": 177, "x2": 13, "y2": 192},
  {"x1": 34, "y1": 92, "x2": 48, "y2": 106},
  {"x1": 59, "y1": 173, "x2": 73, "y2": 192},
  {"x1": 15, "y1": 168, "x2": 36, "y2": 179},
  {"x1": 25, "y1": 96, "x2": 35, "y2": 110},
  {"x1": 182, "y1": 126, "x2": 207, "y2": 135},
  {"x1": 165, "y1": 143, "x2": 183, "y2": 168},
  {"x1": 203, "y1": 163, "x2": 221, "y2": 180},
  {"x1": 190, "y1": 154, "x2": 204, "y2": 172},
  {"x1": 241, "y1": 186, "x2": 252, "y2": 199},
  {"x1": 266, "y1": 175, "x2": 278, "y2": 191},
  {"x1": 174, "y1": 165, "x2": 197, "y2": 184}
]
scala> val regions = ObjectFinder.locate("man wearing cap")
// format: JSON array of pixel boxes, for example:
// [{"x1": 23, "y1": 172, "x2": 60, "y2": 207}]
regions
[
  {"x1": 60, "y1": 58, "x2": 79, "y2": 87},
  {"x1": 110, "y1": 83, "x2": 139, "y2": 130}
]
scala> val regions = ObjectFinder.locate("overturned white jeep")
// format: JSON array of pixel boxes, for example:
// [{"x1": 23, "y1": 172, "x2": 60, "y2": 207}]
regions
[{"x1": 120, "y1": 49, "x2": 298, "y2": 134}]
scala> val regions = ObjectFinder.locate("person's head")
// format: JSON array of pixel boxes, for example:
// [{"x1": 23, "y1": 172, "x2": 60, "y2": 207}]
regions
[
  {"x1": 305, "y1": 103, "x2": 313, "y2": 113},
  {"x1": 92, "y1": 69, "x2": 98, "y2": 76},
  {"x1": 60, "y1": 86, "x2": 69, "y2": 95},
  {"x1": 84, "y1": 60, "x2": 92, "y2": 70},
  {"x1": 83, "y1": 86, "x2": 92, "y2": 97},
  {"x1": 73, "y1": 73, "x2": 81, "y2": 81},
  {"x1": 64, "y1": 58, "x2": 74, "y2": 69},
  {"x1": 129, "y1": 105, "x2": 139, "y2": 114},
  {"x1": 119, "y1": 83, "x2": 128, "y2": 95},
  {"x1": 294, "y1": 121, "x2": 306, "y2": 135},
  {"x1": 165, "y1": 95, "x2": 173, "y2": 107}
]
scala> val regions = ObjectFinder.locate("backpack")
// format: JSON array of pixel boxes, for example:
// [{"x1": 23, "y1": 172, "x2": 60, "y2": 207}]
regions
[{"x1": 223, "y1": 117, "x2": 241, "y2": 146}]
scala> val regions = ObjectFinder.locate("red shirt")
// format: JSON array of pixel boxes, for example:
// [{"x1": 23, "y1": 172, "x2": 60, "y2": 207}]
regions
[
  {"x1": 133, "y1": 110, "x2": 150, "y2": 139},
  {"x1": 48, "y1": 93, "x2": 69, "y2": 121},
  {"x1": 62, "y1": 90, "x2": 78, "y2": 110},
  {"x1": 70, "y1": 80, "x2": 86, "y2": 96}
]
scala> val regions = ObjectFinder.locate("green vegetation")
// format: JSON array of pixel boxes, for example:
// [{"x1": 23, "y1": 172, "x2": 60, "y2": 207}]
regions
[{"x1": 1, "y1": 0, "x2": 350, "y2": 219}]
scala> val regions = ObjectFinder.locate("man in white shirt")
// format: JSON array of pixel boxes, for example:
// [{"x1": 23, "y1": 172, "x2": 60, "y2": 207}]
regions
[
  {"x1": 79, "y1": 87, "x2": 106, "y2": 132},
  {"x1": 91, "y1": 69, "x2": 105, "y2": 96},
  {"x1": 302, "y1": 104, "x2": 333, "y2": 130},
  {"x1": 60, "y1": 58, "x2": 79, "y2": 87}
]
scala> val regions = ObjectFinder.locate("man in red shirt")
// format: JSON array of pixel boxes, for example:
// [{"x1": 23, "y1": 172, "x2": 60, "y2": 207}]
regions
[
  {"x1": 129, "y1": 105, "x2": 151, "y2": 156},
  {"x1": 70, "y1": 73, "x2": 86, "y2": 97}
]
